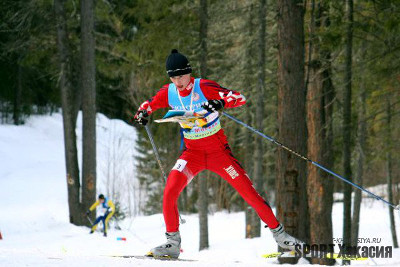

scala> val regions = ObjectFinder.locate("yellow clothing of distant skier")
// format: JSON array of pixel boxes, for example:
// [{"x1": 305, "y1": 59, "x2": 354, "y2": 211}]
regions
[{"x1": 89, "y1": 197, "x2": 115, "y2": 234}]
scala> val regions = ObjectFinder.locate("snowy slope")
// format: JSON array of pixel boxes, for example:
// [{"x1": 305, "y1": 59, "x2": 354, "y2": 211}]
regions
[{"x1": 0, "y1": 113, "x2": 399, "y2": 266}]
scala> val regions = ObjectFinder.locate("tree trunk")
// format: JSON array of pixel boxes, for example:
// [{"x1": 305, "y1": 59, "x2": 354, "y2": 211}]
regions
[
  {"x1": 199, "y1": 172, "x2": 209, "y2": 250},
  {"x1": 386, "y1": 97, "x2": 398, "y2": 248},
  {"x1": 243, "y1": 3, "x2": 257, "y2": 239},
  {"x1": 54, "y1": 0, "x2": 82, "y2": 225},
  {"x1": 81, "y1": 0, "x2": 97, "y2": 224},
  {"x1": 351, "y1": 46, "x2": 367, "y2": 247},
  {"x1": 251, "y1": 0, "x2": 267, "y2": 238},
  {"x1": 306, "y1": 1, "x2": 335, "y2": 265},
  {"x1": 198, "y1": 0, "x2": 209, "y2": 250},
  {"x1": 199, "y1": 0, "x2": 208, "y2": 80},
  {"x1": 342, "y1": 1, "x2": 353, "y2": 262},
  {"x1": 276, "y1": 0, "x2": 309, "y2": 263},
  {"x1": 13, "y1": 63, "x2": 22, "y2": 125}
]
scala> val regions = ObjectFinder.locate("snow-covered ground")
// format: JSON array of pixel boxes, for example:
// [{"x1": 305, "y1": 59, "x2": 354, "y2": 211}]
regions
[{"x1": 0, "y1": 113, "x2": 399, "y2": 266}]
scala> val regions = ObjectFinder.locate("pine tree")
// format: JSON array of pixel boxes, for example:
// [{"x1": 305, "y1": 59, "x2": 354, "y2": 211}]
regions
[
  {"x1": 306, "y1": 1, "x2": 335, "y2": 264},
  {"x1": 55, "y1": 0, "x2": 82, "y2": 225},
  {"x1": 276, "y1": 0, "x2": 309, "y2": 263}
]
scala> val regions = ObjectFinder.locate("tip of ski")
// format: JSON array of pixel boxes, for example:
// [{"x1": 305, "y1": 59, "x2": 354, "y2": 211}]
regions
[{"x1": 104, "y1": 254, "x2": 197, "y2": 262}]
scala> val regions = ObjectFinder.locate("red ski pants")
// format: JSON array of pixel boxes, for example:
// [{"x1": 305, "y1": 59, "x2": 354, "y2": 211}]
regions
[{"x1": 163, "y1": 146, "x2": 280, "y2": 232}]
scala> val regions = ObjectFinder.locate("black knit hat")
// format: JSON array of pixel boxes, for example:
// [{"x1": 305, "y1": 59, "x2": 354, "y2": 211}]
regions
[
  {"x1": 98, "y1": 194, "x2": 105, "y2": 199},
  {"x1": 165, "y1": 49, "x2": 192, "y2": 77}
]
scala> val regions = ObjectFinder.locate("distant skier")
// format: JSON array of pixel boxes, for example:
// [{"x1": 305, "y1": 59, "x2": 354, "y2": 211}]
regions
[
  {"x1": 86, "y1": 194, "x2": 115, "y2": 237},
  {"x1": 133, "y1": 49, "x2": 304, "y2": 258}
]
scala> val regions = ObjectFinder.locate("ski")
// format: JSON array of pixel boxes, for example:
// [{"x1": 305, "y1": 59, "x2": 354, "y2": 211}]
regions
[
  {"x1": 106, "y1": 255, "x2": 197, "y2": 262},
  {"x1": 262, "y1": 251, "x2": 368, "y2": 261}
]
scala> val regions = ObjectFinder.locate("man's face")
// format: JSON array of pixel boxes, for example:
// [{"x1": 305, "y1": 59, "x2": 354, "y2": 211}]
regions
[
  {"x1": 170, "y1": 74, "x2": 191, "y2": 91},
  {"x1": 99, "y1": 198, "x2": 105, "y2": 203}
]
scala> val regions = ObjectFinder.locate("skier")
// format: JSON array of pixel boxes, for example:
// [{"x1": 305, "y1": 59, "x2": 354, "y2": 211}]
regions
[
  {"x1": 86, "y1": 194, "x2": 115, "y2": 237},
  {"x1": 133, "y1": 49, "x2": 304, "y2": 258}
]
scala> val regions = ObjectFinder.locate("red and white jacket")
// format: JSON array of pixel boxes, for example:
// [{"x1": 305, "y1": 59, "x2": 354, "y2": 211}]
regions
[{"x1": 137, "y1": 77, "x2": 246, "y2": 150}]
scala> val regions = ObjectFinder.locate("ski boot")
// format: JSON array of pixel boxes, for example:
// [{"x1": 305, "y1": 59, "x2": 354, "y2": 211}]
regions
[
  {"x1": 89, "y1": 230, "x2": 94, "y2": 234},
  {"x1": 270, "y1": 224, "x2": 305, "y2": 251},
  {"x1": 147, "y1": 231, "x2": 181, "y2": 259}
]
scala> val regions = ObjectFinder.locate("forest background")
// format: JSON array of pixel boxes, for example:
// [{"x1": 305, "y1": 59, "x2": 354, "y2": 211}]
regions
[{"x1": 1, "y1": 0, "x2": 399, "y2": 265}]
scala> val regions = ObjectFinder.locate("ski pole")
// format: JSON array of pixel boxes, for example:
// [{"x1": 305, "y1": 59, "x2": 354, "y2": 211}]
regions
[
  {"x1": 86, "y1": 215, "x2": 93, "y2": 225},
  {"x1": 145, "y1": 125, "x2": 168, "y2": 183},
  {"x1": 144, "y1": 124, "x2": 186, "y2": 224},
  {"x1": 222, "y1": 111, "x2": 400, "y2": 214}
]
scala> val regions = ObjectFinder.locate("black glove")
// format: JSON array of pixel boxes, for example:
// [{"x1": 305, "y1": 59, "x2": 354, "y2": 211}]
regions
[
  {"x1": 133, "y1": 110, "x2": 149, "y2": 126},
  {"x1": 201, "y1": 99, "x2": 225, "y2": 113},
  {"x1": 86, "y1": 210, "x2": 91, "y2": 216}
]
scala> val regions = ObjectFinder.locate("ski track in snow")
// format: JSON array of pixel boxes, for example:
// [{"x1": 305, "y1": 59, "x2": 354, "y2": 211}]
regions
[{"x1": 0, "y1": 113, "x2": 399, "y2": 266}]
